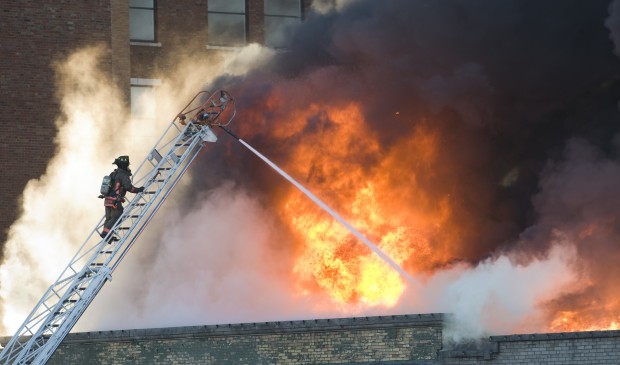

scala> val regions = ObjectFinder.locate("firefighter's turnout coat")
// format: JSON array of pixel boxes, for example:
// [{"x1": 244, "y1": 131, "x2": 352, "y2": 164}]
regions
[
  {"x1": 104, "y1": 168, "x2": 140, "y2": 209},
  {"x1": 102, "y1": 167, "x2": 140, "y2": 235}
]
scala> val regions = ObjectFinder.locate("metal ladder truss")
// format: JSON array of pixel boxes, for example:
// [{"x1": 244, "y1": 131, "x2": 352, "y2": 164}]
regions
[{"x1": 0, "y1": 90, "x2": 236, "y2": 365}]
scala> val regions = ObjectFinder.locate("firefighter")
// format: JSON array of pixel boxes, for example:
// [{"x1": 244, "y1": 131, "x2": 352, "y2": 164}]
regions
[{"x1": 101, "y1": 155, "x2": 145, "y2": 242}]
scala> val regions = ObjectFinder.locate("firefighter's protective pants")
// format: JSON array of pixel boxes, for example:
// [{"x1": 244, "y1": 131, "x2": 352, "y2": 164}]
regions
[{"x1": 103, "y1": 205, "x2": 124, "y2": 235}]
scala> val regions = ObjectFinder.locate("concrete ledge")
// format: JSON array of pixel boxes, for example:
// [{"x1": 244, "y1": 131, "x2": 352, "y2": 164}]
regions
[
  {"x1": 205, "y1": 44, "x2": 243, "y2": 51},
  {"x1": 130, "y1": 41, "x2": 162, "y2": 47},
  {"x1": 4, "y1": 313, "x2": 444, "y2": 344},
  {"x1": 491, "y1": 329, "x2": 620, "y2": 342}
]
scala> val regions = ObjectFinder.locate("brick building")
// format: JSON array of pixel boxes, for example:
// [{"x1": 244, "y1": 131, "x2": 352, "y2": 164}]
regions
[
  {"x1": 1, "y1": 314, "x2": 618, "y2": 364},
  {"x1": 0, "y1": 0, "x2": 312, "y2": 249}
]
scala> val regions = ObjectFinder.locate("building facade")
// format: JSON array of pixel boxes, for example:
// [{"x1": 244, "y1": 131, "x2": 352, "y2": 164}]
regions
[
  {"x1": 0, "y1": 0, "x2": 312, "y2": 249},
  {"x1": 1, "y1": 314, "x2": 618, "y2": 365}
]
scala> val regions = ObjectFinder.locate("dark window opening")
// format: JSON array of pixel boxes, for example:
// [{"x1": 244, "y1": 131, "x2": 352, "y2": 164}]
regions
[
  {"x1": 264, "y1": 0, "x2": 301, "y2": 48},
  {"x1": 130, "y1": 0, "x2": 156, "y2": 42},
  {"x1": 208, "y1": 0, "x2": 246, "y2": 47}
]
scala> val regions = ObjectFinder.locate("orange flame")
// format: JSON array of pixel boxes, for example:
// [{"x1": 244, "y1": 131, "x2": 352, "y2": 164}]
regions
[
  {"x1": 549, "y1": 311, "x2": 620, "y2": 332},
  {"x1": 272, "y1": 103, "x2": 457, "y2": 306},
  {"x1": 257, "y1": 99, "x2": 619, "y2": 332}
]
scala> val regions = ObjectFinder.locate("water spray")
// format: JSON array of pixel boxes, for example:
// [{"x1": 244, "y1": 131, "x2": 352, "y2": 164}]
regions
[{"x1": 217, "y1": 125, "x2": 419, "y2": 288}]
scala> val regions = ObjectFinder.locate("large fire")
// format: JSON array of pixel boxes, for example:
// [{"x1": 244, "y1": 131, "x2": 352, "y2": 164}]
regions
[
  {"x1": 250, "y1": 99, "x2": 620, "y2": 333},
  {"x1": 271, "y1": 103, "x2": 456, "y2": 306},
  {"x1": 550, "y1": 311, "x2": 620, "y2": 332}
]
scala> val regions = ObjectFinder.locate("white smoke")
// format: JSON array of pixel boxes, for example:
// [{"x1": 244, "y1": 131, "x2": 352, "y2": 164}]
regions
[
  {"x1": 311, "y1": 0, "x2": 358, "y2": 14},
  {"x1": 0, "y1": 43, "x2": 275, "y2": 334},
  {"x1": 0, "y1": 45, "x2": 129, "y2": 332},
  {"x1": 423, "y1": 238, "x2": 579, "y2": 342},
  {"x1": 77, "y1": 182, "x2": 344, "y2": 331}
]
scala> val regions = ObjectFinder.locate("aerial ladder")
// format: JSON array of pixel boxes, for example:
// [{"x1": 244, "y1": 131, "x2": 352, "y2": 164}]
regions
[{"x1": 0, "y1": 90, "x2": 236, "y2": 365}]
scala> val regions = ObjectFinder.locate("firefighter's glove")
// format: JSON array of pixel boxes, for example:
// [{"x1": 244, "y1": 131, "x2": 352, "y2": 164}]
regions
[{"x1": 136, "y1": 187, "x2": 145, "y2": 193}]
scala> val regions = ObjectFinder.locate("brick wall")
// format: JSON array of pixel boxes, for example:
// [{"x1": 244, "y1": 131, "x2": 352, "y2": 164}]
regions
[
  {"x1": 0, "y1": 0, "x2": 121, "y2": 250},
  {"x1": 440, "y1": 331, "x2": 620, "y2": 365},
  {"x1": 129, "y1": 0, "x2": 211, "y2": 78},
  {"x1": 130, "y1": 0, "x2": 313, "y2": 78},
  {"x1": 247, "y1": 0, "x2": 265, "y2": 44},
  {"x1": 43, "y1": 314, "x2": 443, "y2": 365},
  {"x1": 110, "y1": 0, "x2": 131, "y2": 101},
  {"x1": 2, "y1": 314, "x2": 619, "y2": 364}
]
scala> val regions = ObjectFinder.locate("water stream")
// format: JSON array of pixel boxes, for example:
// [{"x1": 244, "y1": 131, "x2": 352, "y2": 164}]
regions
[{"x1": 237, "y1": 138, "x2": 419, "y2": 288}]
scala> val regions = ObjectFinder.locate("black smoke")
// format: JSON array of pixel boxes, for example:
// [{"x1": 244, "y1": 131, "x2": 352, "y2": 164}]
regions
[{"x1": 188, "y1": 0, "x2": 620, "y2": 270}]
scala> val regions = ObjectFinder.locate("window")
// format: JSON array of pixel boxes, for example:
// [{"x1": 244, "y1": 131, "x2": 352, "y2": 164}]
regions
[
  {"x1": 130, "y1": 0, "x2": 156, "y2": 42},
  {"x1": 130, "y1": 78, "x2": 161, "y2": 119},
  {"x1": 208, "y1": 0, "x2": 246, "y2": 47},
  {"x1": 264, "y1": 0, "x2": 301, "y2": 48}
]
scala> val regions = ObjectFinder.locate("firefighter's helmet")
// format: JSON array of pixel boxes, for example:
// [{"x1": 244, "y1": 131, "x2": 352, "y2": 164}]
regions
[{"x1": 113, "y1": 155, "x2": 130, "y2": 165}]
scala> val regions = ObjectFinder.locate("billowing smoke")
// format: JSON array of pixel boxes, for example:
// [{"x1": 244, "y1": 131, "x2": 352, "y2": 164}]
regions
[
  {"x1": 0, "y1": 44, "x2": 274, "y2": 333},
  {"x1": 184, "y1": 0, "x2": 620, "y2": 336},
  {"x1": 179, "y1": 0, "x2": 620, "y2": 336},
  {"x1": 0, "y1": 45, "x2": 130, "y2": 332},
  {"x1": 3, "y1": 0, "x2": 620, "y2": 341}
]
